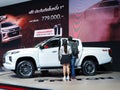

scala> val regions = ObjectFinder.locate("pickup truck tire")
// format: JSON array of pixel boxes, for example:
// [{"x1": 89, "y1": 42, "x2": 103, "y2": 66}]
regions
[
  {"x1": 16, "y1": 60, "x2": 35, "y2": 78},
  {"x1": 82, "y1": 60, "x2": 96, "y2": 76}
]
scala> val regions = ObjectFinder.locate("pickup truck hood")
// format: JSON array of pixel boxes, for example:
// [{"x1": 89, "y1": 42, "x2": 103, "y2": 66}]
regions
[{"x1": 7, "y1": 48, "x2": 38, "y2": 54}]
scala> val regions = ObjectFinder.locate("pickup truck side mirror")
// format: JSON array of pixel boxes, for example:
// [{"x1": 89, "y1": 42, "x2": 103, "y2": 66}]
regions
[{"x1": 40, "y1": 45, "x2": 44, "y2": 49}]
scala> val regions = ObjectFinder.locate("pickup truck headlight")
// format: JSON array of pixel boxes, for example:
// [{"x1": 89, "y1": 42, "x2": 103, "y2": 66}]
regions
[
  {"x1": 3, "y1": 51, "x2": 19, "y2": 58},
  {"x1": 4, "y1": 51, "x2": 10, "y2": 57},
  {"x1": 11, "y1": 51, "x2": 20, "y2": 54}
]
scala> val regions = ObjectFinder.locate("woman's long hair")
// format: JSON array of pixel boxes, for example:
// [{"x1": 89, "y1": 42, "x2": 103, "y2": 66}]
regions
[
  {"x1": 64, "y1": 44, "x2": 67, "y2": 54},
  {"x1": 62, "y1": 39, "x2": 67, "y2": 54}
]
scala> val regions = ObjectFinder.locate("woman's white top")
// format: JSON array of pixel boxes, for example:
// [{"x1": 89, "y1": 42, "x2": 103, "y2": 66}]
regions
[{"x1": 60, "y1": 45, "x2": 72, "y2": 59}]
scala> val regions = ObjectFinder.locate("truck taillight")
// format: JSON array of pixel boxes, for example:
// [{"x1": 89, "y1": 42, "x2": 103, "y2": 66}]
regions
[
  {"x1": 109, "y1": 49, "x2": 112, "y2": 57},
  {"x1": 102, "y1": 49, "x2": 112, "y2": 57}
]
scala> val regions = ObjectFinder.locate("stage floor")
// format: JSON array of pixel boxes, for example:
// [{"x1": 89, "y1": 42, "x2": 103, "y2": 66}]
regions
[{"x1": 0, "y1": 69, "x2": 120, "y2": 90}]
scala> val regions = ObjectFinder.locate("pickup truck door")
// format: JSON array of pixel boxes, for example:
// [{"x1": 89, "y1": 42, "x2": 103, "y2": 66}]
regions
[
  {"x1": 74, "y1": 39, "x2": 83, "y2": 66},
  {"x1": 39, "y1": 39, "x2": 61, "y2": 67}
]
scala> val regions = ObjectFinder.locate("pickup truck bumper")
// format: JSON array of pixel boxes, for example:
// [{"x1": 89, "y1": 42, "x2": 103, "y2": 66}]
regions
[
  {"x1": 2, "y1": 34, "x2": 22, "y2": 43},
  {"x1": 3, "y1": 62, "x2": 15, "y2": 70}
]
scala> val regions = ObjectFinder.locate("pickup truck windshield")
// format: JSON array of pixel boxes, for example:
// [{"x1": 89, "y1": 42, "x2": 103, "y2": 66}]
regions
[
  {"x1": 1, "y1": 22, "x2": 14, "y2": 27},
  {"x1": 34, "y1": 36, "x2": 61, "y2": 48},
  {"x1": 34, "y1": 40, "x2": 46, "y2": 48}
]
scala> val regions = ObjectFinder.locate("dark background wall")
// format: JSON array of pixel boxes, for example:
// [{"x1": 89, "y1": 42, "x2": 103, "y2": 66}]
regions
[{"x1": 0, "y1": 0, "x2": 120, "y2": 72}]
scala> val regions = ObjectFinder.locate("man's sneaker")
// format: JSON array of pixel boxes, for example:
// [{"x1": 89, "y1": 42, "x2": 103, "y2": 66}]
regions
[{"x1": 71, "y1": 76, "x2": 76, "y2": 79}]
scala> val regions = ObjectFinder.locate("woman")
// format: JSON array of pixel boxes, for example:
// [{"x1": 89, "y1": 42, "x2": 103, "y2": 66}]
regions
[{"x1": 60, "y1": 39, "x2": 72, "y2": 81}]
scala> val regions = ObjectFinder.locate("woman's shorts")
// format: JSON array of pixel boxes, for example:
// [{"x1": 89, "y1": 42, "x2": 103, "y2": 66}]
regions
[{"x1": 60, "y1": 55, "x2": 71, "y2": 64}]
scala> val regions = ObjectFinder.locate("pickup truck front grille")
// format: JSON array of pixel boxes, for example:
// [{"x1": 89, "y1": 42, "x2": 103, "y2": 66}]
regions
[{"x1": 8, "y1": 31, "x2": 19, "y2": 37}]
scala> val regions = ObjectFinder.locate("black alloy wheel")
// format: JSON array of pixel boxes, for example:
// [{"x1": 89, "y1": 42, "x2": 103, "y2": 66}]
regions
[
  {"x1": 16, "y1": 60, "x2": 35, "y2": 78},
  {"x1": 82, "y1": 60, "x2": 96, "y2": 76}
]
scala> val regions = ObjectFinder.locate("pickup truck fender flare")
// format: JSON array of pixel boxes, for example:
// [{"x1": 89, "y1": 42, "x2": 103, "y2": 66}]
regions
[
  {"x1": 81, "y1": 56, "x2": 99, "y2": 66},
  {"x1": 15, "y1": 57, "x2": 37, "y2": 70}
]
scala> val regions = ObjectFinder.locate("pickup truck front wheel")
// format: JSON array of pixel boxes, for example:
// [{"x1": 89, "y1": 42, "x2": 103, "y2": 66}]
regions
[
  {"x1": 16, "y1": 60, "x2": 35, "y2": 78},
  {"x1": 82, "y1": 60, "x2": 96, "y2": 76}
]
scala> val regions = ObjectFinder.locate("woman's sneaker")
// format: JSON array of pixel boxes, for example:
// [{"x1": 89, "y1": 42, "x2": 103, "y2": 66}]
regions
[
  {"x1": 66, "y1": 76, "x2": 70, "y2": 81},
  {"x1": 62, "y1": 76, "x2": 66, "y2": 81}
]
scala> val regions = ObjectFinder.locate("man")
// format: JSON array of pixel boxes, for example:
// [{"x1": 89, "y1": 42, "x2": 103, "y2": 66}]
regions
[{"x1": 68, "y1": 36, "x2": 79, "y2": 79}]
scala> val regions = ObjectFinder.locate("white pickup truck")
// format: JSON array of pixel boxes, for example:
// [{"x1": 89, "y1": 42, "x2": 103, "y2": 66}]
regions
[{"x1": 3, "y1": 36, "x2": 112, "y2": 78}]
